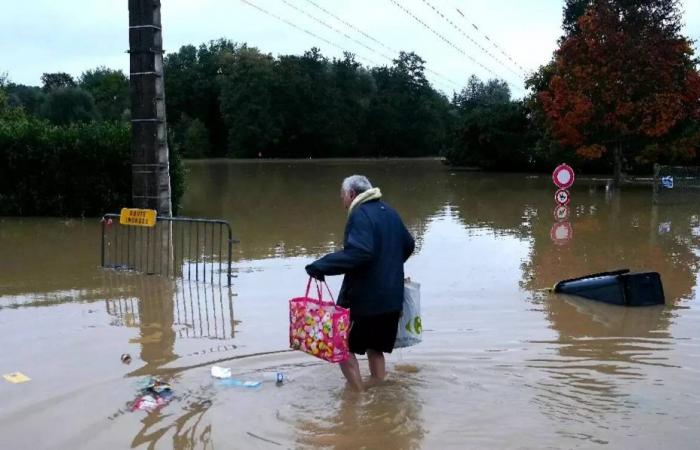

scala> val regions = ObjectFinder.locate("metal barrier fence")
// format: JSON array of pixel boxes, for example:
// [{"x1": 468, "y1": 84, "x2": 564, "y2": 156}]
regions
[{"x1": 101, "y1": 214, "x2": 236, "y2": 286}]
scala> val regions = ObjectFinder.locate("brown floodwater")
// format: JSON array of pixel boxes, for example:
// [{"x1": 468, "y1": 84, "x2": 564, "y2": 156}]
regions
[{"x1": 1, "y1": 159, "x2": 699, "y2": 449}]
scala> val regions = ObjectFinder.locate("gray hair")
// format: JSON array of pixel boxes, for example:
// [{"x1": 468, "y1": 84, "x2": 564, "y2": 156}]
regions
[{"x1": 341, "y1": 175, "x2": 372, "y2": 195}]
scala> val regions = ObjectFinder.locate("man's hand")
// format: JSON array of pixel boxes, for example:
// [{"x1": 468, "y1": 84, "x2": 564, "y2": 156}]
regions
[{"x1": 305, "y1": 264, "x2": 325, "y2": 281}]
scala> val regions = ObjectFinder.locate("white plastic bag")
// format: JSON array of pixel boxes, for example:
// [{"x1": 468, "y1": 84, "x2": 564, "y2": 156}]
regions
[{"x1": 395, "y1": 280, "x2": 422, "y2": 349}]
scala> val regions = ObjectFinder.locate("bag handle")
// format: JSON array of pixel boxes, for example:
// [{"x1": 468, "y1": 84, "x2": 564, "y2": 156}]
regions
[
  {"x1": 304, "y1": 277, "x2": 335, "y2": 304},
  {"x1": 305, "y1": 277, "x2": 323, "y2": 300}
]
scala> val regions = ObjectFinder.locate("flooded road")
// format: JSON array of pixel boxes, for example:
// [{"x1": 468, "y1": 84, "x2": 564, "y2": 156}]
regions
[{"x1": 1, "y1": 159, "x2": 699, "y2": 449}]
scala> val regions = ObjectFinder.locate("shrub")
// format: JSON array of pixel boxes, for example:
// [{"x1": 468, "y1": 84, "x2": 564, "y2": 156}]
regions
[{"x1": 0, "y1": 115, "x2": 185, "y2": 216}]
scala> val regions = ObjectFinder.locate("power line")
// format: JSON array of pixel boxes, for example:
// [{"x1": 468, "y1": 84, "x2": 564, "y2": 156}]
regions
[
  {"x1": 388, "y1": 0, "x2": 524, "y2": 93},
  {"x1": 421, "y1": 0, "x2": 523, "y2": 78},
  {"x1": 238, "y1": 0, "x2": 381, "y2": 66},
  {"x1": 453, "y1": 6, "x2": 527, "y2": 74},
  {"x1": 240, "y1": 0, "x2": 457, "y2": 93},
  {"x1": 281, "y1": 0, "x2": 395, "y2": 61},
  {"x1": 293, "y1": 0, "x2": 459, "y2": 89},
  {"x1": 302, "y1": 0, "x2": 396, "y2": 54}
]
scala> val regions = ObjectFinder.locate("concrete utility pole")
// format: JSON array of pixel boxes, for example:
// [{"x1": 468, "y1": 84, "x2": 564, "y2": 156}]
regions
[{"x1": 128, "y1": 0, "x2": 172, "y2": 216}]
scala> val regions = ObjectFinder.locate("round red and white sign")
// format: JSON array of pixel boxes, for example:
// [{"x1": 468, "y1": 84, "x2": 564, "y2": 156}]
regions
[
  {"x1": 554, "y1": 188, "x2": 570, "y2": 206},
  {"x1": 553, "y1": 205, "x2": 570, "y2": 221},
  {"x1": 550, "y1": 222, "x2": 573, "y2": 244},
  {"x1": 552, "y1": 164, "x2": 575, "y2": 189}
]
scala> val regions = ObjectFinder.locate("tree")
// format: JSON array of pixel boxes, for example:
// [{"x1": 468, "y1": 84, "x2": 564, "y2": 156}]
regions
[
  {"x1": 363, "y1": 52, "x2": 452, "y2": 157},
  {"x1": 40, "y1": 87, "x2": 97, "y2": 125},
  {"x1": 40, "y1": 72, "x2": 76, "y2": 92},
  {"x1": 537, "y1": 0, "x2": 700, "y2": 183},
  {"x1": 454, "y1": 76, "x2": 511, "y2": 112},
  {"x1": 563, "y1": 0, "x2": 592, "y2": 35},
  {"x1": 0, "y1": 73, "x2": 7, "y2": 112},
  {"x1": 173, "y1": 116, "x2": 210, "y2": 158},
  {"x1": 79, "y1": 67, "x2": 129, "y2": 121},
  {"x1": 164, "y1": 39, "x2": 239, "y2": 156},
  {"x1": 219, "y1": 46, "x2": 280, "y2": 157},
  {"x1": 5, "y1": 84, "x2": 45, "y2": 116},
  {"x1": 446, "y1": 76, "x2": 533, "y2": 169}
]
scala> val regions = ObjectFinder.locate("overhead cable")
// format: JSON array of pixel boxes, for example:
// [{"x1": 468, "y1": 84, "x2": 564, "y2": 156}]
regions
[
  {"x1": 388, "y1": 0, "x2": 524, "y2": 93},
  {"x1": 421, "y1": 0, "x2": 523, "y2": 78},
  {"x1": 294, "y1": 0, "x2": 459, "y2": 89},
  {"x1": 239, "y1": 0, "x2": 380, "y2": 66},
  {"x1": 453, "y1": 6, "x2": 527, "y2": 73}
]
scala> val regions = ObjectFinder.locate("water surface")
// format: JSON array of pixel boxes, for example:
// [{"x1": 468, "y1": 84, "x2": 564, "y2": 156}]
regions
[{"x1": 1, "y1": 159, "x2": 699, "y2": 449}]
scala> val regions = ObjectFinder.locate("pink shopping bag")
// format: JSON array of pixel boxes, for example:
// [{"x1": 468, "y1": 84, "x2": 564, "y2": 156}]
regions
[{"x1": 289, "y1": 278, "x2": 350, "y2": 363}]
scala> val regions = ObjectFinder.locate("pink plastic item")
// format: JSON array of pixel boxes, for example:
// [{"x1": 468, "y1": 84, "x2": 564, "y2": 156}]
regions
[{"x1": 289, "y1": 278, "x2": 350, "y2": 363}]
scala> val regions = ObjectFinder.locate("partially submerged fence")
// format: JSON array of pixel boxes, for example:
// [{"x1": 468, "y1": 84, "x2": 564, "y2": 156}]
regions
[{"x1": 101, "y1": 213, "x2": 237, "y2": 286}]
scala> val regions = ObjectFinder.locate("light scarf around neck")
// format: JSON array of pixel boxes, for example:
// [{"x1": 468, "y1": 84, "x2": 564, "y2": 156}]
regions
[{"x1": 348, "y1": 187, "x2": 382, "y2": 216}]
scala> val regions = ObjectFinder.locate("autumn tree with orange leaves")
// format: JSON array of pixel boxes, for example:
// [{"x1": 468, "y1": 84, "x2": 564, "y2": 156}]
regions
[{"x1": 536, "y1": 0, "x2": 700, "y2": 183}]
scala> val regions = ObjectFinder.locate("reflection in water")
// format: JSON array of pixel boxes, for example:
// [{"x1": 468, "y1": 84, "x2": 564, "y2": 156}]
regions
[
  {"x1": 527, "y1": 294, "x2": 673, "y2": 432},
  {"x1": 1, "y1": 161, "x2": 699, "y2": 449},
  {"x1": 296, "y1": 376, "x2": 424, "y2": 450},
  {"x1": 105, "y1": 278, "x2": 236, "y2": 341},
  {"x1": 129, "y1": 387, "x2": 215, "y2": 450}
]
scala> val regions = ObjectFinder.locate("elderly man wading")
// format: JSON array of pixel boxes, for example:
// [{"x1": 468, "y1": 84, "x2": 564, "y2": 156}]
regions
[{"x1": 306, "y1": 175, "x2": 415, "y2": 391}]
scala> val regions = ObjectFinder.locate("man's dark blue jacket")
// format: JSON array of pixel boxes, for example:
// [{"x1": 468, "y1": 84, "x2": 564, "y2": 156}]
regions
[{"x1": 306, "y1": 199, "x2": 415, "y2": 317}]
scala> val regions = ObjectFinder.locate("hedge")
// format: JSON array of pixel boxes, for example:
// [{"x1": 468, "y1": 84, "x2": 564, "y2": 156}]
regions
[{"x1": 0, "y1": 115, "x2": 185, "y2": 216}]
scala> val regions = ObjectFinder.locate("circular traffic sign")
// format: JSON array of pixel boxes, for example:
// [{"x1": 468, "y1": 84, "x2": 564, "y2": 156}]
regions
[
  {"x1": 550, "y1": 222, "x2": 573, "y2": 244},
  {"x1": 552, "y1": 164, "x2": 575, "y2": 189},
  {"x1": 554, "y1": 188, "x2": 571, "y2": 206},
  {"x1": 553, "y1": 205, "x2": 570, "y2": 222}
]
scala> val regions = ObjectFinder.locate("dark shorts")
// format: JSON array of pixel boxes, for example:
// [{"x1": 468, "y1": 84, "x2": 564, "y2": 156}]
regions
[{"x1": 349, "y1": 311, "x2": 401, "y2": 355}]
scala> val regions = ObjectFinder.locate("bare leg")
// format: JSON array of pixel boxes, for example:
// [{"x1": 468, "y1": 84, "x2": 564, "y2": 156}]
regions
[
  {"x1": 339, "y1": 353, "x2": 364, "y2": 391},
  {"x1": 367, "y1": 350, "x2": 386, "y2": 381}
]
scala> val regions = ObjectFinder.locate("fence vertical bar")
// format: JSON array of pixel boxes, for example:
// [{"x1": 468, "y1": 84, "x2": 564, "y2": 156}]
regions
[
  {"x1": 227, "y1": 225, "x2": 233, "y2": 287},
  {"x1": 203, "y1": 222, "x2": 207, "y2": 283},
  {"x1": 211, "y1": 223, "x2": 215, "y2": 284},
  {"x1": 114, "y1": 221, "x2": 120, "y2": 268},
  {"x1": 126, "y1": 223, "x2": 131, "y2": 270},
  {"x1": 145, "y1": 226, "x2": 150, "y2": 274},
  {"x1": 101, "y1": 218, "x2": 106, "y2": 268},
  {"x1": 195, "y1": 222, "x2": 200, "y2": 282},
  {"x1": 219, "y1": 224, "x2": 223, "y2": 285},
  {"x1": 140, "y1": 227, "x2": 145, "y2": 274}
]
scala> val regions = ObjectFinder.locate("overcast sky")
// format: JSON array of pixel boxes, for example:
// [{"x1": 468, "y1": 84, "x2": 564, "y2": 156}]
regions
[{"x1": 1, "y1": 0, "x2": 699, "y2": 96}]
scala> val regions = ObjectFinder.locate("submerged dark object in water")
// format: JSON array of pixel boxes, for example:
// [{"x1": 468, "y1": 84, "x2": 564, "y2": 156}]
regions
[{"x1": 554, "y1": 269, "x2": 665, "y2": 306}]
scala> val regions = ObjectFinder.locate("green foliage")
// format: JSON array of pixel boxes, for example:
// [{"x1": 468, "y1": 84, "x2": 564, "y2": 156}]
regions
[
  {"x1": 79, "y1": 67, "x2": 130, "y2": 121},
  {"x1": 40, "y1": 72, "x2": 76, "y2": 92},
  {"x1": 172, "y1": 116, "x2": 210, "y2": 158},
  {"x1": 454, "y1": 76, "x2": 511, "y2": 111},
  {"x1": 0, "y1": 116, "x2": 130, "y2": 216},
  {"x1": 363, "y1": 52, "x2": 453, "y2": 157},
  {"x1": 166, "y1": 42, "x2": 453, "y2": 158},
  {"x1": 0, "y1": 86, "x2": 6, "y2": 112},
  {"x1": 168, "y1": 137, "x2": 186, "y2": 216},
  {"x1": 445, "y1": 76, "x2": 534, "y2": 169},
  {"x1": 5, "y1": 83, "x2": 45, "y2": 116},
  {"x1": 165, "y1": 39, "x2": 237, "y2": 156},
  {"x1": 40, "y1": 87, "x2": 98, "y2": 125},
  {"x1": 0, "y1": 116, "x2": 185, "y2": 216},
  {"x1": 219, "y1": 46, "x2": 280, "y2": 157}
]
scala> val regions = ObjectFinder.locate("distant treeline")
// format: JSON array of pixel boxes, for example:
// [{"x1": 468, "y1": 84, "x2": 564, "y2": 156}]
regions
[
  {"x1": 2, "y1": 0, "x2": 699, "y2": 187},
  {"x1": 1, "y1": 43, "x2": 539, "y2": 170}
]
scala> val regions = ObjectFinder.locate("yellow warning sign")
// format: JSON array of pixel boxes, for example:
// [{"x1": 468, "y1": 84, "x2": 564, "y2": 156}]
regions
[
  {"x1": 3, "y1": 372, "x2": 31, "y2": 384},
  {"x1": 119, "y1": 208, "x2": 157, "y2": 227}
]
